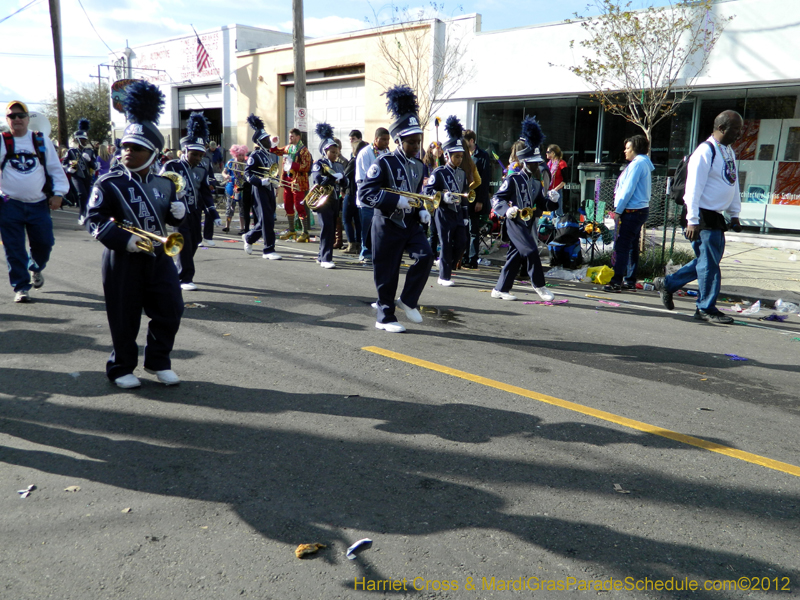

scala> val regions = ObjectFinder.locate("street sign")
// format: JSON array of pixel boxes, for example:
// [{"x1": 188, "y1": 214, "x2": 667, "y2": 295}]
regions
[{"x1": 295, "y1": 107, "x2": 307, "y2": 132}]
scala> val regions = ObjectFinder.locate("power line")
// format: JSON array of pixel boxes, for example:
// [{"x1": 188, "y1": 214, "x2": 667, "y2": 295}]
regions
[
  {"x1": 0, "y1": 0, "x2": 43, "y2": 25},
  {"x1": 75, "y1": 0, "x2": 120, "y2": 59},
  {"x1": 0, "y1": 51, "x2": 104, "y2": 58}
]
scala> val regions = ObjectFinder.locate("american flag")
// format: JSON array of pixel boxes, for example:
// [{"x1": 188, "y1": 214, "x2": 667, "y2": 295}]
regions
[{"x1": 196, "y1": 35, "x2": 211, "y2": 73}]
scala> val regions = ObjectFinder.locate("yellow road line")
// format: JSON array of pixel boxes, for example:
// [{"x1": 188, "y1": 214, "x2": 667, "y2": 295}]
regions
[{"x1": 363, "y1": 346, "x2": 800, "y2": 478}]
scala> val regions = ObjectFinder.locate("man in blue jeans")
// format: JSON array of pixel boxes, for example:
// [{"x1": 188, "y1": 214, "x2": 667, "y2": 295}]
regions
[
  {"x1": 654, "y1": 110, "x2": 743, "y2": 324},
  {"x1": 0, "y1": 101, "x2": 69, "y2": 303},
  {"x1": 604, "y1": 134, "x2": 654, "y2": 292}
]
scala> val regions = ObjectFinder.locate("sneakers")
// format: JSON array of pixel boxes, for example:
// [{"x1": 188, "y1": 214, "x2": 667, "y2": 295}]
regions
[
  {"x1": 279, "y1": 229, "x2": 296, "y2": 241},
  {"x1": 534, "y1": 286, "x2": 555, "y2": 301},
  {"x1": 77, "y1": 215, "x2": 86, "y2": 226},
  {"x1": 621, "y1": 282, "x2": 637, "y2": 291},
  {"x1": 375, "y1": 320, "x2": 406, "y2": 333},
  {"x1": 180, "y1": 282, "x2": 197, "y2": 291},
  {"x1": 653, "y1": 277, "x2": 674, "y2": 310},
  {"x1": 433, "y1": 259, "x2": 440, "y2": 270},
  {"x1": 603, "y1": 283, "x2": 622, "y2": 293},
  {"x1": 437, "y1": 278, "x2": 454, "y2": 287},
  {"x1": 14, "y1": 290, "x2": 30, "y2": 303},
  {"x1": 145, "y1": 368, "x2": 181, "y2": 385},
  {"x1": 396, "y1": 297, "x2": 423, "y2": 323},
  {"x1": 114, "y1": 374, "x2": 141, "y2": 389},
  {"x1": 31, "y1": 271, "x2": 44, "y2": 289},
  {"x1": 296, "y1": 232, "x2": 310, "y2": 243},
  {"x1": 242, "y1": 234, "x2": 253, "y2": 255},
  {"x1": 491, "y1": 289, "x2": 517, "y2": 301},
  {"x1": 694, "y1": 309, "x2": 734, "y2": 324},
  {"x1": 221, "y1": 226, "x2": 230, "y2": 233},
  {"x1": 263, "y1": 252, "x2": 282, "y2": 260},
  {"x1": 201, "y1": 238, "x2": 216, "y2": 247},
  {"x1": 320, "y1": 261, "x2": 336, "y2": 269}
]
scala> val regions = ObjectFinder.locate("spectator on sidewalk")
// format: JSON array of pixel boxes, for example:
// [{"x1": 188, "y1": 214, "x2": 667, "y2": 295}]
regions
[
  {"x1": 355, "y1": 127, "x2": 391, "y2": 263},
  {"x1": 546, "y1": 144, "x2": 568, "y2": 216},
  {"x1": 0, "y1": 100, "x2": 69, "y2": 303},
  {"x1": 464, "y1": 129, "x2": 491, "y2": 268},
  {"x1": 654, "y1": 110, "x2": 743, "y2": 324}
]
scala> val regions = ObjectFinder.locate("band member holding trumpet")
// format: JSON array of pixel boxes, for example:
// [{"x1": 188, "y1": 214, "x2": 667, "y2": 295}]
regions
[
  {"x1": 162, "y1": 112, "x2": 222, "y2": 291},
  {"x1": 63, "y1": 118, "x2": 99, "y2": 224},
  {"x1": 85, "y1": 81, "x2": 187, "y2": 389},
  {"x1": 360, "y1": 85, "x2": 434, "y2": 333},
  {"x1": 242, "y1": 114, "x2": 282, "y2": 260},
  {"x1": 309, "y1": 122, "x2": 347, "y2": 269},
  {"x1": 491, "y1": 117, "x2": 557, "y2": 303},
  {"x1": 423, "y1": 116, "x2": 469, "y2": 287},
  {"x1": 271, "y1": 128, "x2": 312, "y2": 242}
]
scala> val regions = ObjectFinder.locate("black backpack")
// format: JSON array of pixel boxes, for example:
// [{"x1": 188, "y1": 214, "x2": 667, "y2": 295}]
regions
[{"x1": 670, "y1": 140, "x2": 715, "y2": 206}]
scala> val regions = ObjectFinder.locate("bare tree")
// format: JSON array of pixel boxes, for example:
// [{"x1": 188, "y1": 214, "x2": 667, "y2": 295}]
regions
[
  {"x1": 368, "y1": 2, "x2": 474, "y2": 132},
  {"x1": 566, "y1": 0, "x2": 733, "y2": 148}
]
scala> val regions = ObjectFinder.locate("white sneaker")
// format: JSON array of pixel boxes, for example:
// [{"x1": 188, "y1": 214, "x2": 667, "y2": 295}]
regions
[
  {"x1": 31, "y1": 271, "x2": 44, "y2": 289},
  {"x1": 145, "y1": 368, "x2": 180, "y2": 385},
  {"x1": 180, "y1": 282, "x2": 197, "y2": 291},
  {"x1": 263, "y1": 252, "x2": 282, "y2": 260},
  {"x1": 491, "y1": 289, "x2": 517, "y2": 301},
  {"x1": 534, "y1": 286, "x2": 555, "y2": 301},
  {"x1": 375, "y1": 321, "x2": 406, "y2": 333},
  {"x1": 114, "y1": 374, "x2": 141, "y2": 389},
  {"x1": 320, "y1": 261, "x2": 336, "y2": 269},
  {"x1": 242, "y1": 234, "x2": 253, "y2": 255},
  {"x1": 14, "y1": 290, "x2": 30, "y2": 303},
  {"x1": 371, "y1": 302, "x2": 378, "y2": 309},
  {"x1": 203, "y1": 238, "x2": 216, "y2": 247},
  {"x1": 437, "y1": 278, "x2": 454, "y2": 287},
  {"x1": 396, "y1": 297, "x2": 423, "y2": 323},
  {"x1": 433, "y1": 259, "x2": 440, "y2": 270},
  {"x1": 78, "y1": 215, "x2": 86, "y2": 226}
]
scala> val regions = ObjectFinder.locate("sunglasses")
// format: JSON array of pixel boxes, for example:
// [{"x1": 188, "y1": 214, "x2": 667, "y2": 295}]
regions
[{"x1": 7, "y1": 113, "x2": 28, "y2": 120}]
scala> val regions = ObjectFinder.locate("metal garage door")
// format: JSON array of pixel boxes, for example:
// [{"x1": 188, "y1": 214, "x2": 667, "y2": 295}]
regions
[
  {"x1": 285, "y1": 79, "x2": 365, "y2": 159},
  {"x1": 178, "y1": 85, "x2": 223, "y2": 111}
]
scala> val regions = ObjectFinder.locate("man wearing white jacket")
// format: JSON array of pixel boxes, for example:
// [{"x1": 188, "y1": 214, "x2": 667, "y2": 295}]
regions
[{"x1": 655, "y1": 110, "x2": 743, "y2": 324}]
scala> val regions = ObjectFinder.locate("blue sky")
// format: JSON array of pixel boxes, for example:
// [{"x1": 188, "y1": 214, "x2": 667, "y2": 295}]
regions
[{"x1": 0, "y1": 0, "x2": 673, "y2": 106}]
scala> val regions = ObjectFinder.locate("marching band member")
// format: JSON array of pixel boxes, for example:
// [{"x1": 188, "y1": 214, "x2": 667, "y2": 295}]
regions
[
  {"x1": 242, "y1": 114, "x2": 282, "y2": 260},
  {"x1": 423, "y1": 116, "x2": 469, "y2": 287},
  {"x1": 360, "y1": 85, "x2": 434, "y2": 333},
  {"x1": 491, "y1": 117, "x2": 556, "y2": 303},
  {"x1": 63, "y1": 118, "x2": 98, "y2": 224},
  {"x1": 162, "y1": 112, "x2": 221, "y2": 291},
  {"x1": 85, "y1": 81, "x2": 187, "y2": 389},
  {"x1": 309, "y1": 122, "x2": 347, "y2": 269},
  {"x1": 271, "y1": 128, "x2": 312, "y2": 242}
]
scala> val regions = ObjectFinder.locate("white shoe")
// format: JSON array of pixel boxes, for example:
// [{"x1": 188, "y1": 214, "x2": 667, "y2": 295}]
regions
[
  {"x1": 534, "y1": 286, "x2": 555, "y2": 301},
  {"x1": 78, "y1": 215, "x2": 86, "y2": 226},
  {"x1": 114, "y1": 374, "x2": 141, "y2": 389},
  {"x1": 437, "y1": 278, "x2": 454, "y2": 287},
  {"x1": 14, "y1": 290, "x2": 30, "y2": 303},
  {"x1": 145, "y1": 368, "x2": 180, "y2": 385},
  {"x1": 31, "y1": 271, "x2": 45, "y2": 289},
  {"x1": 203, "y1": 238, "x2": 216, "y2": 247},
  {"x1": 375, "y1": 321, "x2": 406, "y2": 333},
  {"x1": 242, "y1": 234, "x2": 253, "y2": 255},
  {"x1": 433, "y1": 259, "x2": 440, "y2": 270},
  {"x1": 263, "y1": 252, "x2": 282, "y2": 260},
  {"x1": 371, "y1": 302, "x2": 378, "y2": 309},
  {"x1": 320, "y1": 261, "x2": 336, "y2": 269},
  {"x1": 491, "y1": 289, "x2": 517, "y2": 301},
  {"x1": 396, "y1": 297, "x2": 423, "y2": 323},
  {"x1": 181, "y1": 282, "x2": 197, "y2": 291}
]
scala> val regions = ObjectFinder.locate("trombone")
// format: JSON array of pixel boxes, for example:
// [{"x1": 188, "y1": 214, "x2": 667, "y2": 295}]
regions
[
  {"x1": 232, "y1": 161, "x2": 300, "y2": 192},
  {"x1": 115, "y1": 221, "x2": 185, "y2": 257},
  {"x1": 379, "y1": 188, "x2": 441, "y2": 211}
]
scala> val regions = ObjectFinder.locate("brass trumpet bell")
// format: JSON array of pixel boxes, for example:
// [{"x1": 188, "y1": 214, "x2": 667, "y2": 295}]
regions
[
  {"x1": 518, "y1": 207, "x2": 534, "y2": 222},
  {"x1": 118, "y1": 222, "x2": 184, "y2": 257},
  {"x1": 379, "y1": 188, "x2": 441, "y2": 212}
]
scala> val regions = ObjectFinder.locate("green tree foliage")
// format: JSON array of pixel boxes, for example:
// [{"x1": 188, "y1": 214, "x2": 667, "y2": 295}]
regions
[
  {"x1": 44, "y1": 82, "x2": 111, "y2": 144},
  {"x1": 567, "y1": 0, "x2": 733, "y2": 147}
]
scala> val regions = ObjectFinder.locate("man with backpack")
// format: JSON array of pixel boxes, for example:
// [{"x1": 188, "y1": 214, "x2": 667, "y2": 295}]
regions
[
  {"x1": 654, "y1": 110, "x2": 743, "y2": 324},
  {"x1": 0, "y1": 101, "x2": 69, "y2": 303}
]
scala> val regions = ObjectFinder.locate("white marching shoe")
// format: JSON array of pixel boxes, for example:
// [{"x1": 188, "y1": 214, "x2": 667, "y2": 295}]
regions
[
  {"x1": 534, "y1": 286, "x2": 555, "y2": 301},
  {"x1": 263, "y1": 252, "x2": 282, "y2": 260},
  {"x1": 145, "y1": 368, "x2": 180, "y2": 386},
  {"x1": 375, "y1": 321, "x2": 406, "y2": 333},
  {"x1": 437, "y1": 278, "x2": 454, "y2": 287},
  {"x1": 114, "y1": 374, "x2": 141, "y2": 389},
  {"x1": 320, "y1": 261, "x2": 336, "y2": 269},
  {"x1": 242, "y1": 234, "x2": 253, "y2": 255},
  {"x1": 180, "y1": 282, "x2": 197, "y2": 291},
  {"x1": 491, "y1": 289, "x2": 517, "y2": 301},
  {"x1": 396, "y1": 297, "x2": 423, "y2": 323}
]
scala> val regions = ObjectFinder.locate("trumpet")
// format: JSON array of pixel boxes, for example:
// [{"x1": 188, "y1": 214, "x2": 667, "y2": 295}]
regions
[
  {"x1": 380, "y1": 188, "x2": 441, "y2": 211},
  {"x1": 451, "y1": 190, "x2": 476, "y2": 203},
  {"x1": 509, "y1": 207, "x2": 534, "y2": 222},
  {"x1": 116, "y1": 222, "x2": 184, "y2": 257},
  {"x1": 161, "y1": 171, "x2": 186, "y2": 194}
]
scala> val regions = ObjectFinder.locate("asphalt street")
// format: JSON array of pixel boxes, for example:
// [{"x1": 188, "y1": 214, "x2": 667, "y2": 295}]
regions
[{"x1": 1, "y1": 207, "x2": 799, "y2": 599}]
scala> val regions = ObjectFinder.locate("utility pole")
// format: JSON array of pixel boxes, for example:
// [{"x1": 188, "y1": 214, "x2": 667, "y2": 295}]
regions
[
  {"x1": 292, "y1": 0, "x2": 307, "y2": 146},
  {"x1": 48, "y1": 0, "x2": 68, "y2": 148},
  {"x1": 90, "y1": 65, "x2": 109, "y2": 93}
]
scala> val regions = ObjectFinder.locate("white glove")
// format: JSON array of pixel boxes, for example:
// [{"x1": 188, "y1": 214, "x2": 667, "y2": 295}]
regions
[
  {"x1": 506, "y1": 206, "x2": 520, "y2": 219},
  {"x1": 419, "y1": 209, "x2": 431, "y2": 225},
  {"x1": 170, "y1": 202, "x2": 186, "y2": 219},
  {"x1": 176, "y1": 188, "x2": 187, "y2": 200},
  {"x1": 548, "y1": 190, "x2": 560, "y2": 201},
  {"x1": 397, "y1": 196, "x2": 411, "y2": 210},
  {"x1": 333, "y1": 172, "x2": 344, "y2": 181},
  {"x1": 270, "y1": 135, "x2": 280, "y2": 147},
  {"x1": 82, "y1": 151, "x2": 92, "y2": 162},
  {"x1": 261, "y1": 178, "x2": 271, "y2": 187},
  {"x1": 463, "y1": 218, "x2": 470, "y2": 226},
  {"x1": 214, "y1": 218, "x2": 223, "y2": 227},
  {"x1": 444, "y1": 191, "x2": 457, "y2": 204},
  {"x1": 126, "y1": 235, "x2": 143, "y2": 253}
]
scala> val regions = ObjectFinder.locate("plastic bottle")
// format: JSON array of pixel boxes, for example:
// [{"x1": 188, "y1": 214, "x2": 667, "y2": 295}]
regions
[
  {"x1": 641, "y1": 282, "x2": 654, "y2": 291},
  {"x1": 686, "y1": 290, "x2": 698, "y2": 297}
]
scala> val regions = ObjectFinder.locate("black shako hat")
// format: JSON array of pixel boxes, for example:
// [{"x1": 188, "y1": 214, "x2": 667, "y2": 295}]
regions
[
  {"x1": 247, "y1": 114, "x2": 272, "y2": 149},
  {"x1": 181, "y1": 112, "x2": 209, "y2": 152},
  {"x1": 516, "y1": 116, "x2": 545, "y2": 163},
  {"x1": 121, "y1": 80, "x2": 166, "y2": 153},
  {"x1": 442, "y1": 115, "x2": 464, "y2": 154},
  {"x1": 315, "y1": 122, "x2": 337, "y2": 155},
  {"x1": 384, "y1": 85, "x2": 422, "y2": 141}
]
